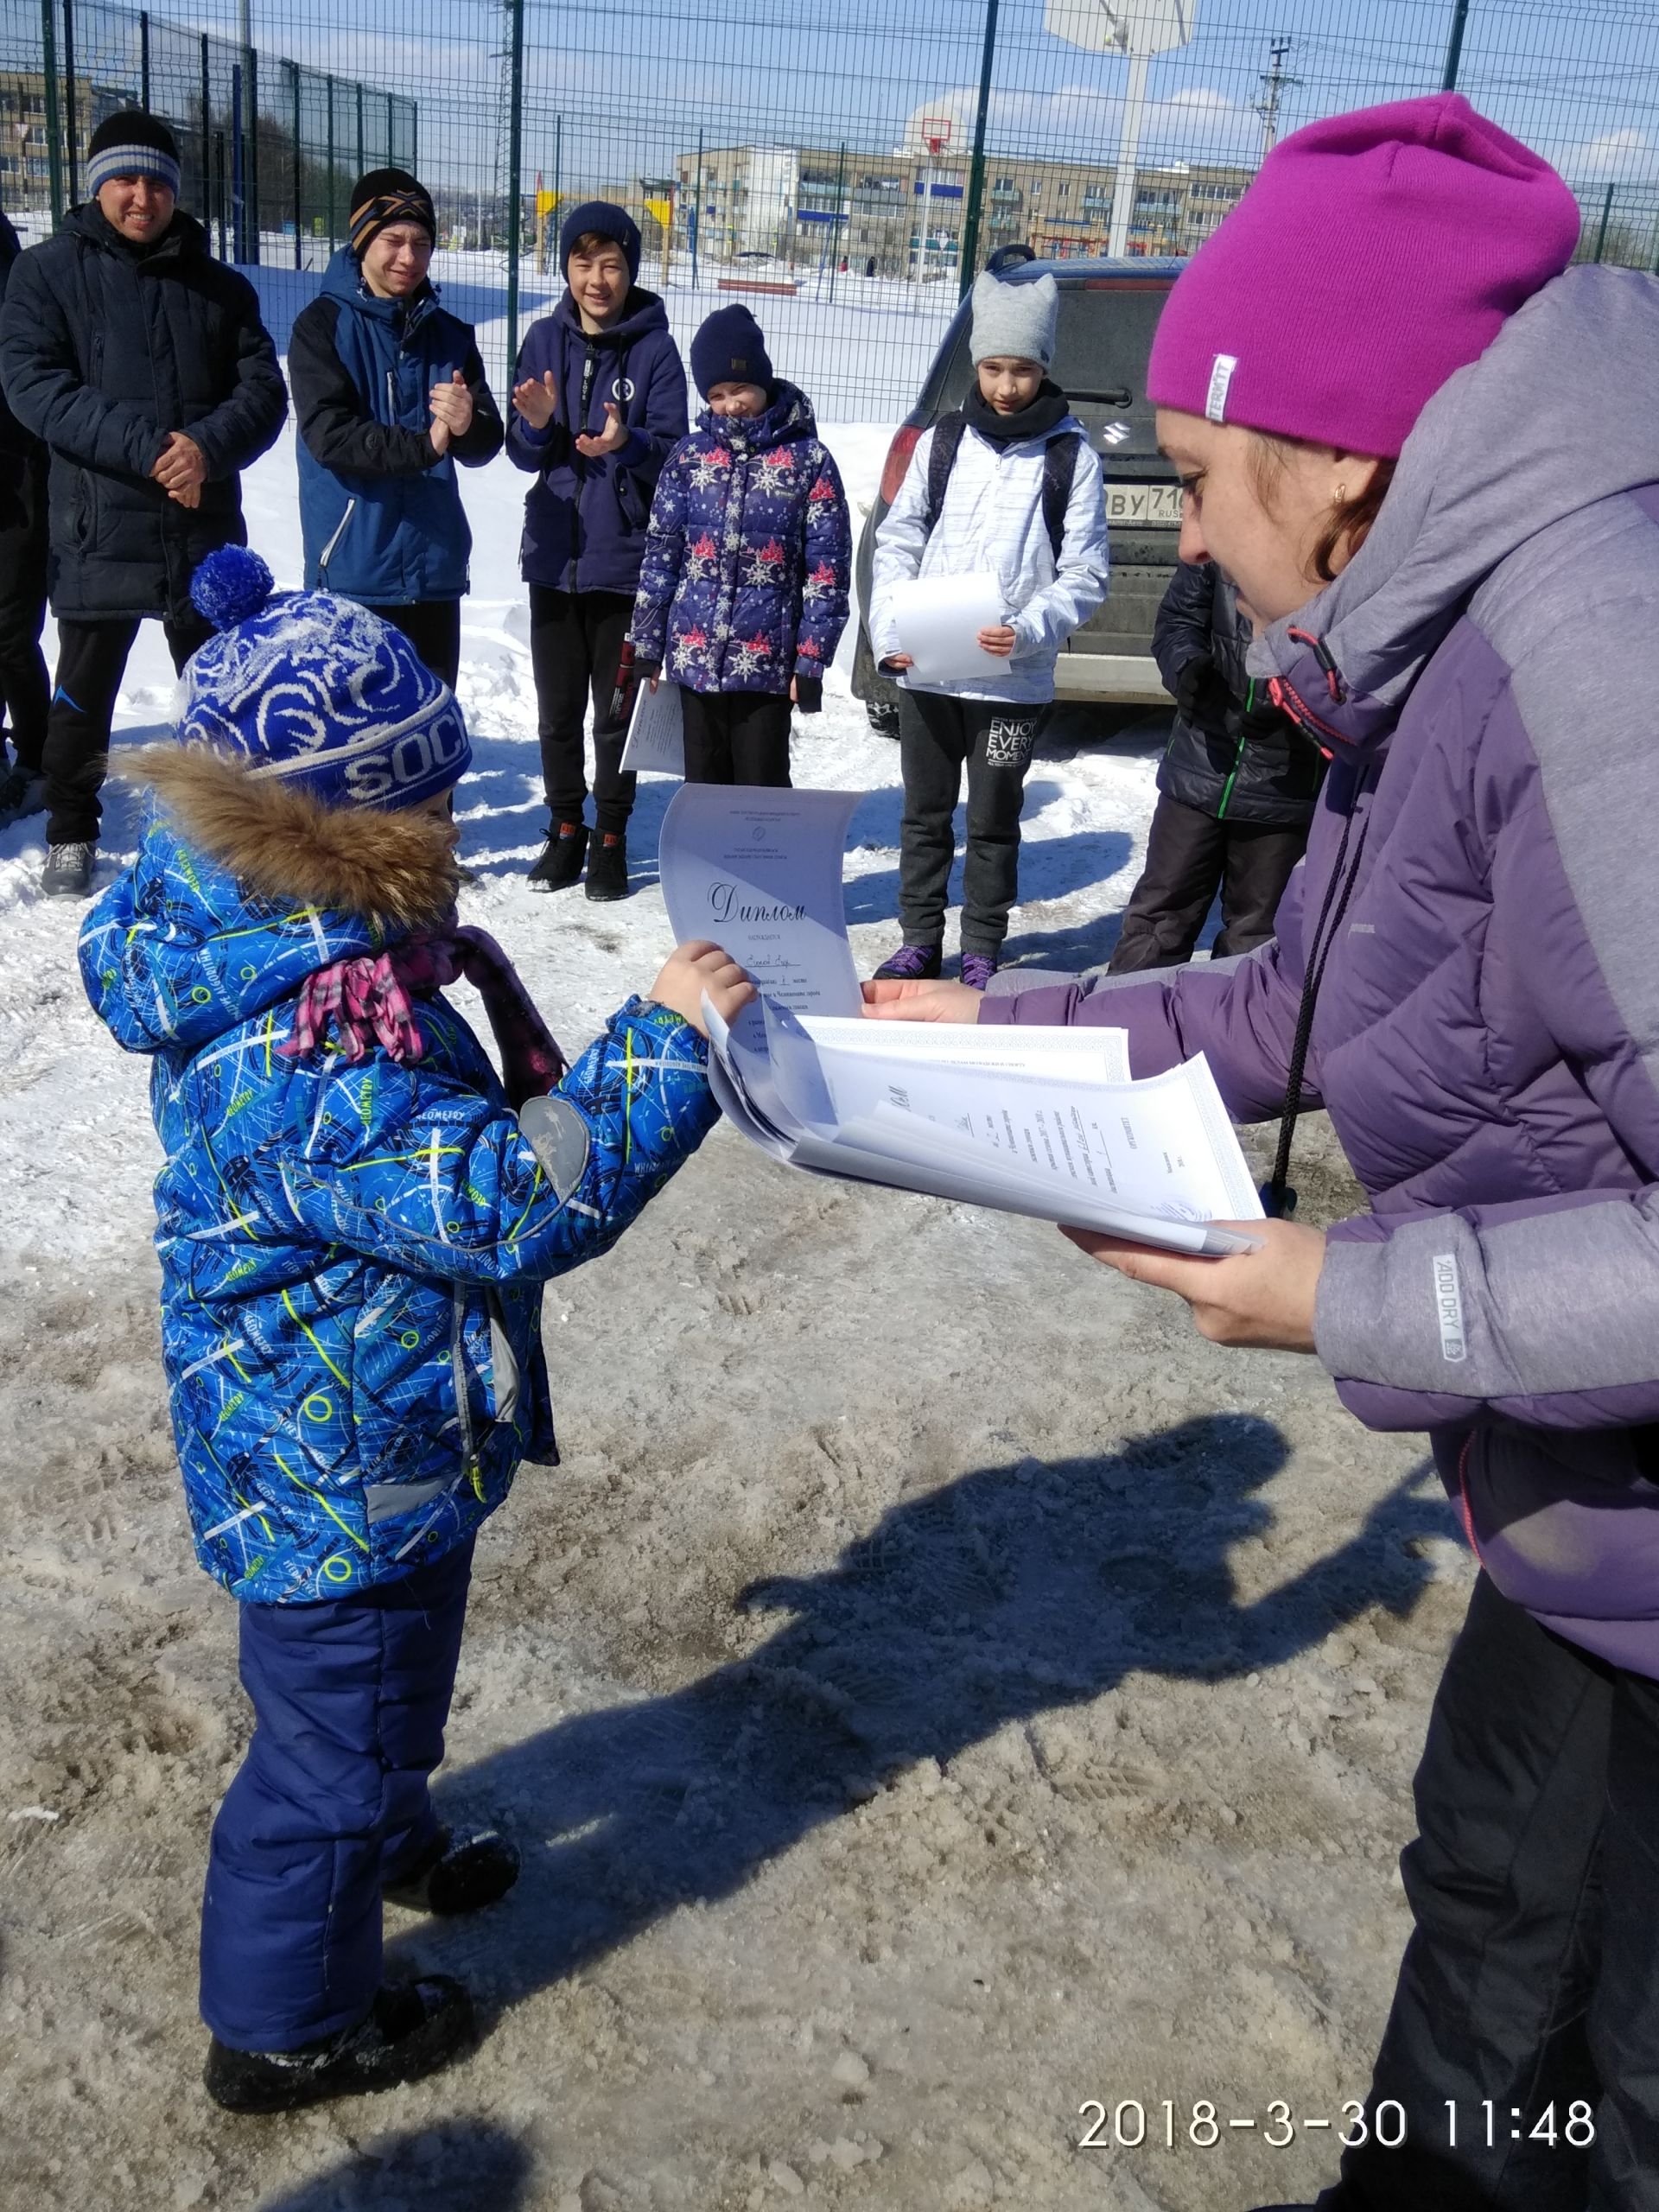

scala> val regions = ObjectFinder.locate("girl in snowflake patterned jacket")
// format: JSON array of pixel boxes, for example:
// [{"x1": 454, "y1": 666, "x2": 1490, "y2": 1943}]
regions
[{"x1": 626, "y1": 307, "x2": 851, "y2": 787}]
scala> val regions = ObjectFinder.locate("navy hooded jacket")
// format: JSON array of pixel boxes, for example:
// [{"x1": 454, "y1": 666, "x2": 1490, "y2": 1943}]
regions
[
  {"x1": 505, "y1": 288, "x2": 687, "y2": 597},
  {"x1": 289, "y1": 249, "x2": 503, "y2": 606}
]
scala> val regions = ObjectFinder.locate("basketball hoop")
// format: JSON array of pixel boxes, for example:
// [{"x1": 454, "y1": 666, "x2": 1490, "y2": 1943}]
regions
[{"x1": 919, "y1": 116, "x2": 954, "y2": 159}]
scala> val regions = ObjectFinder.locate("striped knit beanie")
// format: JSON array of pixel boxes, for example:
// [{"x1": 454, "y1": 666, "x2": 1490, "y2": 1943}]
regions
[
  {"x1": 348, "y1": 167, "x2": 436, "y2": 257},
  {"x1": 87, "y1": 111, "x2": 181, "y2": 201},
  {"x1": 176, "y1": 550, "x2": 471, "y2": 811}
]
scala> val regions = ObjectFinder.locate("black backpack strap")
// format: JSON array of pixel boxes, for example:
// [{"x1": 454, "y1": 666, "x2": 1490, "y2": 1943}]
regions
[
  {"x1": 922, "y1": 413, "x2": 968, "y2": 540},
  {"x1": 1041, "y1": 431, "x2": 1084, "y2": 564}
]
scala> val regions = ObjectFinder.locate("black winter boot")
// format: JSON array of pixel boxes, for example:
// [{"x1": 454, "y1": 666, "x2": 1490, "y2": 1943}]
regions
[
  {"x1": 384, "y1": 1824, "x2": 520, "y2": 1916},
  {"x1": 203, "y1": 1976, "x2": 474, "y2": 2114},
  {"x1": 584, "y1": 829, "x2": 629, "y2": 901},
  {"x1": 527, "y1": 820, "x2": 588, "y2": 891}
]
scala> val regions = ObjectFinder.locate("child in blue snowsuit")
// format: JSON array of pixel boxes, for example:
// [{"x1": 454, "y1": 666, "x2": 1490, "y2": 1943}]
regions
[
  {"x1": 626, "y1": 305, "x2": 851, "y2": 787},
  {"x1": 79, "y1": 549, "x2": 752, "y2": 2113}
]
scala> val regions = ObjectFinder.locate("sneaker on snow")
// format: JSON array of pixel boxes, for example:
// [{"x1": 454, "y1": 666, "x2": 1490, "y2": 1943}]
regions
[
  {"x1": 872, "y1": 944, "x2": 943, "y2": 982},
  {"x1": 41, "y1": 841, "x2": 95, "y2": 899},
  {"x1": 527, "y1": 820, "x2": 587, "y2": 891},
  {"x1": 959, "y1": 953, "x2": 1000, "y2": 991},
  {"x1": 203, "y1": 1974, "x2": 475, "y2": 2114},
  {"x1": 584, "y1": 830, "x2": 629, "y2": 902},
  {"x1": 0, "y1": 764, "x2": 45, "y2": 822},
  {"x1": 384, "y1": 1824, "x2": 520, "y2": 1916}
]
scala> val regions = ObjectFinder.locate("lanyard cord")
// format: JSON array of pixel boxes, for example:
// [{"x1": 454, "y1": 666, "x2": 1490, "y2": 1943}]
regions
[{"x1": 1264, "y1": 785, "x2": 1373, "y2": 1217}]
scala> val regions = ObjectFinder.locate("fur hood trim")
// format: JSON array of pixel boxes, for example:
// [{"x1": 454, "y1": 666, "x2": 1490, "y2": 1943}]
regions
[{"x1": 121, "y1": 745, "x2": 461, "y2": 930}]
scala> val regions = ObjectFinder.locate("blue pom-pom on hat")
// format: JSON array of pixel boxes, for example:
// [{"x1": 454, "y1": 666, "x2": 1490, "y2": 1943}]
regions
[
  {"x1": 190, "y1": 545, "x2": 276, "y2": 632},
  {"x1": 175, "y1": 556, "x2": 471, "y2": 812}
]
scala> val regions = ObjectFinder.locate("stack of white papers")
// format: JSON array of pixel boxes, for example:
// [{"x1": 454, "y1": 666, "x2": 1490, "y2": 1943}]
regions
[{"x1": 658, "y1": 784, "x2": 1263, "y2": 1256}]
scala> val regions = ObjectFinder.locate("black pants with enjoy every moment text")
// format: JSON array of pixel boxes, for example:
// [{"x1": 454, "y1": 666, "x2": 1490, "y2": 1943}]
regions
[
  {"x1": 1319, "y1": 1572, "x2": 1659, "y2": 2211},
  {"x1": 895, "y1": 688, "x2": 1046, "y2": 957}
]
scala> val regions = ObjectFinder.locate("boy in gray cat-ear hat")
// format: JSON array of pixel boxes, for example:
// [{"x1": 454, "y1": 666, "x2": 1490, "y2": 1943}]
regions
[{"x1": 867, "y1": 264, "x2": 1109, "y2": 989}]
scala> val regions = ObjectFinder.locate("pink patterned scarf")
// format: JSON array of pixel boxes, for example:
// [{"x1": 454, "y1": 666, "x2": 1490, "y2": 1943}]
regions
[{"x1": 279, "y1": 926, "x2": 567, "y2": 1109}]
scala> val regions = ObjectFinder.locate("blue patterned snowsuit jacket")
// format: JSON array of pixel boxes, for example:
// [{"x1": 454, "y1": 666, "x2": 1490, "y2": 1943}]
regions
[
  {"x1": 80, "y1": 787, "x2": 717, "y2": 1605},
  {"x1": 628, "y1": 381, "x2": 851, "y2": 695}
]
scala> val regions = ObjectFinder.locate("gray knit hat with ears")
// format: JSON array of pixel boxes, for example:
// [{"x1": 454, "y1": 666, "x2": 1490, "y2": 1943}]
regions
[{"x1": 969, "y1": 269, "x2": 1059, "y2": 368}]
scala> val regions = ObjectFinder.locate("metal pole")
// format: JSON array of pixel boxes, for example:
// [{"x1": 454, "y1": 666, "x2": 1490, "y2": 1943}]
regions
[
  {"x1": 40, "y1": 0, "x2": 63, "y2": 228},
  {"x1": 200, "y1": 32, "x2": 211, "y2": 220},
  {"x1": 291, "y1": 63, "x2": 301, "y2": 270},
  {"x1": 246, "y1": 46, "x2": 259, "y2": 264},
  {"x1": 1107, "y1": 47, "x2": 1150, "y2": 258},
  {"x1": 826, "y1": 137, "x2": 844, "y2": 302},
  {"x1": 60, "y1": 0, "x2": 76, "y2": 207},
  {"x1": 958, "y1": 0, "x2": 999, "y2": 296},
  {"x1": 505, "y1": 0, "x2": 524, "y2": 374},
  {"x1": 355, "y1": 80, "x2": 363, "y2": 184},
  {"x1": 1440, "y1": 0, "x2": 1471, "y2": 92},
  {"x1": 140, "y1": 10, "x2": 150, "y2": 111},
  {"x1": 325, "y1": 73, "x2": 334, "y2": 251},
  {"x1": 231, "y1": 64, "x2": 245, "y2": 260},
  {"x1": 1593, "y1": 181, "x2": 1615, "y2": 263},
  {"x1": 238, "y1": 0, "x2": 253, "y2": 254},
  {"x1": 691, "y1": 124, "x2": 703, "y2": 290}
]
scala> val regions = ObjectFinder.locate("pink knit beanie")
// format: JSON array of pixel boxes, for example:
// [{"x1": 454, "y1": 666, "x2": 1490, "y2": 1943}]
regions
[{"x1": 1147, "y1": 95, "x2": 1581, "y2": 459}]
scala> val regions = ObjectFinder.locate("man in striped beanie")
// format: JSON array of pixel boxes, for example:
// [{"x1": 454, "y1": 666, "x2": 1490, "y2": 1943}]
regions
[{"x1": 85, "y1": 108, "x2": 182, "y2": 230}]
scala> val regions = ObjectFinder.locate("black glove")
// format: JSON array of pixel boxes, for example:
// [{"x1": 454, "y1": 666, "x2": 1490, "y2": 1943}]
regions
[
  {"x1": 792, "y1": 675, "x2": 823, "y2": 715},
  {"x1": 1173, "y1": 653, "x2": 1230, "y2": 726}
]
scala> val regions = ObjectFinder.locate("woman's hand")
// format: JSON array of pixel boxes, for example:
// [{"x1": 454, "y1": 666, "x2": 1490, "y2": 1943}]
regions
[
  {"x1": 649, "y1": 940, "x2": 756, "y2": 1037},
  {"x1": 512, "y1": 369, "x2": 558, "y2": 429},
  {"x1": 861, "y1": 977, "x2": 982, "y2": 1024},
  {"x1": 977, "y1": 624, "x2": 1017, "y2": 658},
  {"x1": 1059, "y1": 1217, "x2": 1326, "y2": 1352},
  {"x1": 575, "y1": 401, "x2": 629, "y2": 459}
]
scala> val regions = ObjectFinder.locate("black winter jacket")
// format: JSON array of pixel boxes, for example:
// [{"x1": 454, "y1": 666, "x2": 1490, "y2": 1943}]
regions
[
  {"x1": 0, "y1": 206, "x2": 287, "y2": 622},
  {"x1": 1151, "y1": 557, "x2": 1325, "y2": 828},
  {"x1": 0, "y1": 209, "x2": 37, "y2": 474}
]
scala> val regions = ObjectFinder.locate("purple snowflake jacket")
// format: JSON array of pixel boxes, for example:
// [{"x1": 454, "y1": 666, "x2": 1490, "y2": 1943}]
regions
[
  {"x1": 985, "y1": 268, "x2": 1659, "y2": 1676},
  {"x1": 627, "y1": 381, "x2": 851, "y2": 696}
]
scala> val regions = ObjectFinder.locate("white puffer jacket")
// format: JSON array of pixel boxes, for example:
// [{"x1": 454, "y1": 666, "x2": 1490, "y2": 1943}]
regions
[{"x1": 868, "y1": 414, "x2": 1110, "y2": 705}]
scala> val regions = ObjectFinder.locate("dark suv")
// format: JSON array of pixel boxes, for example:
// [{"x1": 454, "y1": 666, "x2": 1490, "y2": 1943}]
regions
[{"x1": 851, "y1": 251, "x2": 1185, "y2": 731}]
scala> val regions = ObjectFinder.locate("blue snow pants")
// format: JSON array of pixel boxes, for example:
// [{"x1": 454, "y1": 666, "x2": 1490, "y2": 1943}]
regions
[{"x1": 199, "y1": 1538, "x2": 474, "y2": 2050}]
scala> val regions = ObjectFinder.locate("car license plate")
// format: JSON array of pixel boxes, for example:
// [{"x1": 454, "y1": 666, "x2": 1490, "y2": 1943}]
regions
[{"x1": 1103, "y1": 482, "x2": 1182, "y2": 526}]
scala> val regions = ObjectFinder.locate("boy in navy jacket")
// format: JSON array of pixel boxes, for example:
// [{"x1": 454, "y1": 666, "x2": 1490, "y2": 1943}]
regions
[
  {"x1": 289, "y1": 168, "x2": 503, "y2": 690},
  {"x1": 508, "y1": 201, "x2": 688, "y2": 899}
]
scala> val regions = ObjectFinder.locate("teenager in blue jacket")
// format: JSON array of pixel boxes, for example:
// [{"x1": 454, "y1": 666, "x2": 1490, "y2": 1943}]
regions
[
  {"x1": 289, "y1": 169, "x2": 503, "y2": 688},
  {"x1": 626, "y1": 306, "x2": 851, "y2": 787},
  {"x1": 79, "y1": 547, "x2": 752, "y2": 2113},
  {"x1": 507, "y1": 200, "x2": 688, "y2": 899}
]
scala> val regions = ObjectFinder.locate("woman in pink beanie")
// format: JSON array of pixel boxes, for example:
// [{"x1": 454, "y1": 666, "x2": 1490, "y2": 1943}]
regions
[{"x1": 869, "y1": 93, "x2": 1659, "y2": 2207}]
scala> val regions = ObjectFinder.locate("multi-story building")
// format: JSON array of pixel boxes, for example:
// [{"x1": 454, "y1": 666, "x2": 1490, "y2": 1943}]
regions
[
  {"x1": 674, "y1": 140, "x2": 1255, "y2": 276},
  {"x1": 0, "y1": 71, "x2": 129, "y2": 207}
]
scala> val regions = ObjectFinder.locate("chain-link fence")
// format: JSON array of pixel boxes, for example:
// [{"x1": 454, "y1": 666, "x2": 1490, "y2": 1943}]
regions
[{"x1": 7, "y1": 0, "x2": 1659, "y2": 418}]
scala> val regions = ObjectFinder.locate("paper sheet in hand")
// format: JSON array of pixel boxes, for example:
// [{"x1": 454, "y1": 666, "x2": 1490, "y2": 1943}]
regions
[
  {"x1": 890, "y1": 574, "x2": 1007, "y2": 684},
  {"x1": 659, "y1": 784, "x2": 863, "y2": 1022},
  {"x1": 702, "y1": 993, "x2": 1264, "y2": 1255},
  {"x1": 620, "y1": 677, "x2": 684, "y2": 777}
]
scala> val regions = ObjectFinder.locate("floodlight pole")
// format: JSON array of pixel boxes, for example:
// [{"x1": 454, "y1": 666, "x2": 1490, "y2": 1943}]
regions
[
  {"x1": 1440, "y1": 0, "x2": 1471, "y2": 92},
  {"x1": 1107, "y1": 45, "x2": 1150, "y2": 257}
]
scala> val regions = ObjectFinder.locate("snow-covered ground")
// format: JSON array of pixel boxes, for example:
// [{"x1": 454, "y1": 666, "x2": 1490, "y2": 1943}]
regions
[{"x1": 0, "y1": 412, "x2": 1473, "y2": 2212}]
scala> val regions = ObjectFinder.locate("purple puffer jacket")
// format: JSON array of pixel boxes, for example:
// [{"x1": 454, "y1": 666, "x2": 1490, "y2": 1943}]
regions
[{"x1": 986, "y1": 266, "x2": 1659, "y2": 1676}]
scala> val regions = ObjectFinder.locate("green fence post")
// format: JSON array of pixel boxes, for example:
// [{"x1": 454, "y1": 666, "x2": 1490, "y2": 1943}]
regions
[
  {"x1": 140, "y1": 10, "x2": 150, "y2": 111},
  {"x1": 959, "y1": 0, "x2": 1000, "y2": 297},
  {"x1": 60, "y1": 0, "x2": 76, "y2": 207},
  {"x1": 291, "y1": 62, "x2": 302, "y2": 270},
  {"x1": 40, "y1": 0, "x2": 63, "y2": 230},
  {"x1": 505, "y1": 0, "x2": 525, "y2": 376},
  {"x1": 326, "y1": 74, "x2": 334, "y2": 251},
  {"x1": 247, "y1": 47, "x2": 259, "y2": 263},
  {"x1": 200, "y1": 32, "x2": 212, "y2": 220},
  {"x1": 1593, "y1": 181, "x2": 1616, "y2": 263}
]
